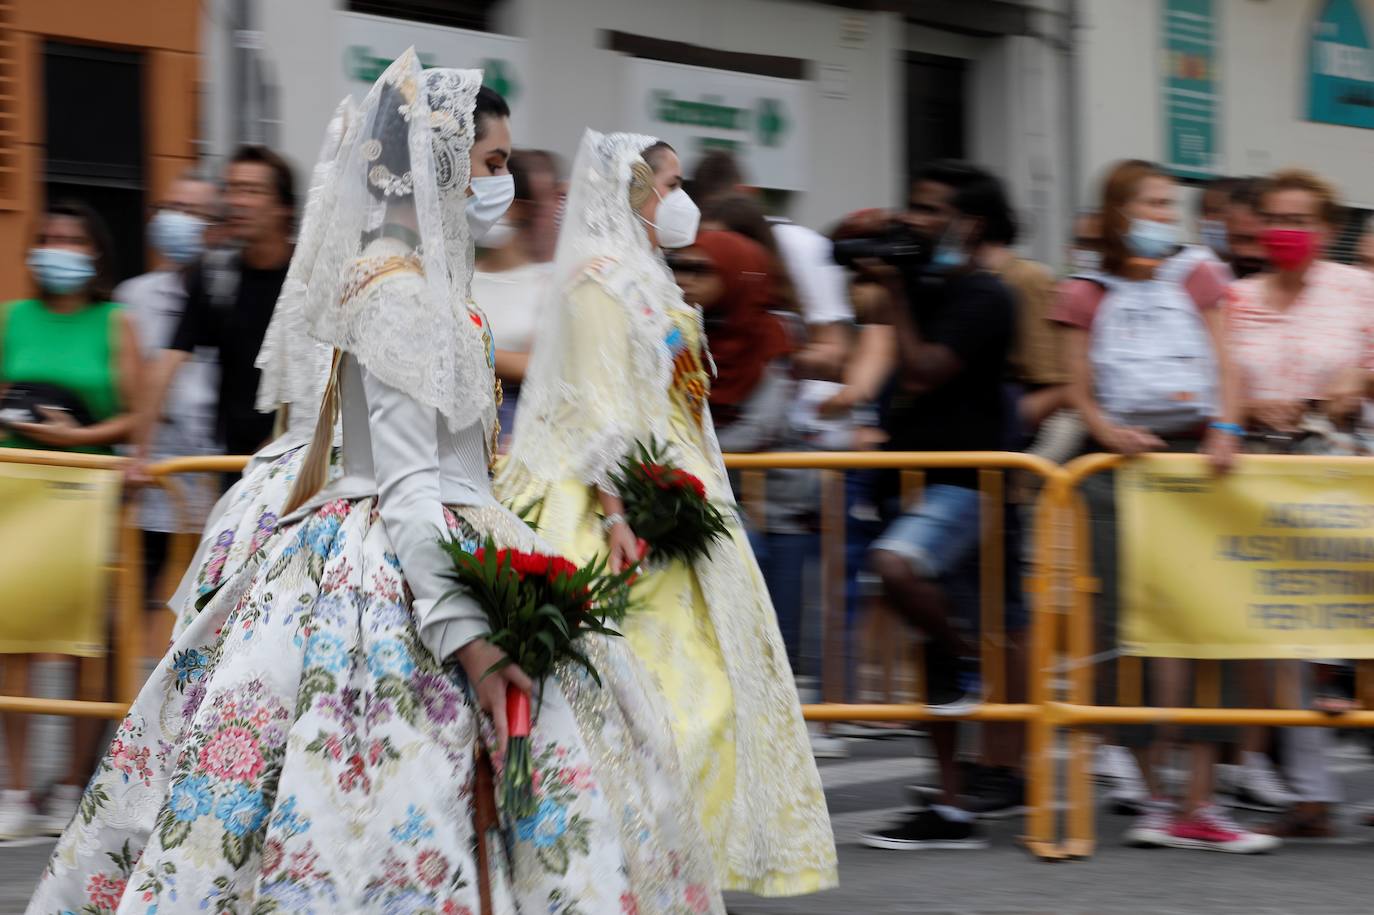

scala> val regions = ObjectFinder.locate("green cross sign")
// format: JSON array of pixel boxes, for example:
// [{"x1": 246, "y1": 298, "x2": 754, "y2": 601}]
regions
[
  {"x1": 482, "y1": 58, "x2": 519, "y2": 103},
  {"x1": 755, "y1": 98, "x2": 788, "y2": 147}
]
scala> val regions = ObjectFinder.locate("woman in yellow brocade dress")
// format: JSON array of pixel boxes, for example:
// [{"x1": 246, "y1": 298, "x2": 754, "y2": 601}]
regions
[{"x1": 497, "y1": 129, "x2": 836, "y2": 897}]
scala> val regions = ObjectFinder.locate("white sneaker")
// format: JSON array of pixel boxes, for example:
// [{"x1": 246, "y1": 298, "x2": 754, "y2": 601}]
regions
[
  {"x1": 1097, "y1": 745, "x2": 1148, "y2": 813},
  {"x1": 0, "y1": 790, "x2": 37, "y2": 841},
  {"x1": 810, "y1": 733, "x2": 850, "y2": 759},
  {"x1": 1227, "y1": 752, "x2": 1298, "y2": 812},
  {"x1": 40, "y1": 784, "x2": 82, "y2": 836}
]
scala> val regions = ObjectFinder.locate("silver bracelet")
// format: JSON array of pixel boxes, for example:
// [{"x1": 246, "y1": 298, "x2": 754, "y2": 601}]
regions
[{"x1": 601, "y1": 512, "x2": 627, "y2": 533}]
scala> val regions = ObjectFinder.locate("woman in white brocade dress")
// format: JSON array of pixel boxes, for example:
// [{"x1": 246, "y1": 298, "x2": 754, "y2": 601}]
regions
[{"x1": 27, "y1": 52, "x2": 721, "y2": 915}]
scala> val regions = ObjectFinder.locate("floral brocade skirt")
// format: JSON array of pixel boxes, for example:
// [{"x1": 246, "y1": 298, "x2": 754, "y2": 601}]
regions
[
  {"x1": 168, "y1": 445, "x2": 314, "y2": 637},
  {"x1": 27, "y1": 495, "x2": 722, "y2": 915}
]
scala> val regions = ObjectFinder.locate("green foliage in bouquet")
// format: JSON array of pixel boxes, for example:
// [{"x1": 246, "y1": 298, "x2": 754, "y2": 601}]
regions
[
  {"x1": 609, "y1": 439, "x2": 730, "y2": 565},
  {"x1": 438, "y1": 538, "x2": 636, "y2": 819}
]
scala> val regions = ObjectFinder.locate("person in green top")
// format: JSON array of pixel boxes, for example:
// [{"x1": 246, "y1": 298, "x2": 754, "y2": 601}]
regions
[
  {"x1": 0, "y1": 201, "x2": 141, "y2": 454},
  {"x1": 0, "y1": 201, "x2": 142, "y2": 840}
]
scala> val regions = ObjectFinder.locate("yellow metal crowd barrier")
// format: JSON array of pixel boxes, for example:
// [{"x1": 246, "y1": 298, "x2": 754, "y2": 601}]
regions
[
  {"x1": 1051, "y1": 452, "x2": 1374, "y2": 859},
  {"x1": 9, "y1": 447, "x2": 1374, "y2": 860}
]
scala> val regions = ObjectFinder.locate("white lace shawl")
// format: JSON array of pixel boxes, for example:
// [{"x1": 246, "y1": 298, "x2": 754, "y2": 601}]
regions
[{"x1": 297, "y1": 50, "x2": 493, "y2": 442}]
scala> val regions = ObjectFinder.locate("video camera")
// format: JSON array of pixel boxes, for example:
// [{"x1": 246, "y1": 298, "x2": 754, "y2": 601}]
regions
[{"x1": 831, "y1": 225, "x2": 932, "y2": 269}]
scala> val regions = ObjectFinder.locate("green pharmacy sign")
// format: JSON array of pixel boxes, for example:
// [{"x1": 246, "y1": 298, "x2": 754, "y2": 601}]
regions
[
  {"x1": 1308, "y1": 0, "x2": 1374, "y2": 129},
  {"x1": 345, "y1": 47, "x2": 520, "y2": 102},
  {"x1": 1161, "y1": 0, "x2": 1219, "y2": 179},
  {"x1": 651, "y1": 93, "x2": 789, "y2": 147}
]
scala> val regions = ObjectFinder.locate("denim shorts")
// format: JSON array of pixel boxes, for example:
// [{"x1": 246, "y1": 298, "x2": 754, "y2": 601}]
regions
[
  {"x1": 871, "y1": 483, "x2": 983, "y2": 580},
  {"x1": 870, "y1": 483, "x2": 1028, "y2": 632}
]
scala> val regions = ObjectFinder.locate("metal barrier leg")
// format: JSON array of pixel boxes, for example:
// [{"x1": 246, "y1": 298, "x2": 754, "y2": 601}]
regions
[
  {"x1": 1022, "y1": 481, "x2": 1066, "y2": 860},
  {"x1": 1064, "y1": 489, "x2": 1098, "y2": 858}
]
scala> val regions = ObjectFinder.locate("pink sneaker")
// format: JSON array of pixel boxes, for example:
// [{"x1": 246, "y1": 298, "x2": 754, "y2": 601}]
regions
[{"x1": 1166, "y1": 805, "x2": 1280, "y2": 854}]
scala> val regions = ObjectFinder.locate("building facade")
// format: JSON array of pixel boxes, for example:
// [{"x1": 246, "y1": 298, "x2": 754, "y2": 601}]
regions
[
  {"x1": 203, "y1": 0, "x2": 1077, "y2": 264},
  {"x1": 0, "y1": 0, "x2": 199, "y2": 301},
  {"x1": 1076, "y1": 0, "x2": 1374, "y2": 256}
]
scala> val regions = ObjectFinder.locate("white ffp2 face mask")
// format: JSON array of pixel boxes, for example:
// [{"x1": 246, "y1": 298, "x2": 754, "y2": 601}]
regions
[
  {"x1": 466, "y1": 174, "x2": 516, "y2": 242},
  {"x1": 479, "y1": 216, "x2": 516, "y2": 249},
  {"x1": 640, "y1": 186, "x2": 701, "y2": 249}
]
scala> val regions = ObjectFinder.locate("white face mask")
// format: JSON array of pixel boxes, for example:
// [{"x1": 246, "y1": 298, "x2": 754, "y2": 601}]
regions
[
  {"x1": 479, "y1": 215, "x2": 516, "y2": 249},
  {"x1": 639, "y1": 186, "x2": 700, "y2": 249},
  {"x1": 466, "y1": 174, "x2": 515, "y2": 242}
]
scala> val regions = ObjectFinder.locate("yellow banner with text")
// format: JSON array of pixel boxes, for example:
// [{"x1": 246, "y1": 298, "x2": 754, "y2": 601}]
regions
[
  {"x1": 1120, "y1": 456, "x2": 1374, "y2": 658},
  {"x1": 0, "y1": 462, "x2": 121, "y2": 656}
]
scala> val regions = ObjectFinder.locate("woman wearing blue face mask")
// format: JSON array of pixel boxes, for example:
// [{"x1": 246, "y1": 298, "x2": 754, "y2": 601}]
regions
[
  {"x1": 0, "y1": 202, "x2": 143, "y2": 841},
  {"x1": 1052, "y1": 160, "x2": 1276, "y2": 856},
  {"x1": 1, "y1": 203, "x2": 142, "y2": 455}
]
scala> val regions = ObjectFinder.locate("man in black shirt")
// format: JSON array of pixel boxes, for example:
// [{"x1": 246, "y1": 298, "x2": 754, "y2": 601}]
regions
[
  {"x1": 134, "y1": 146, "x2": 296, "y2": 484},
  {"x1": 850, "y1": 163, "x2": 1019, "y2": 852}
]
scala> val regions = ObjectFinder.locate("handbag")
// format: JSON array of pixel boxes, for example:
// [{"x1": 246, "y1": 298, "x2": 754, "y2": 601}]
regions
[{"x1": 0, "y1": 381, "x2": 96, "y2": 428}]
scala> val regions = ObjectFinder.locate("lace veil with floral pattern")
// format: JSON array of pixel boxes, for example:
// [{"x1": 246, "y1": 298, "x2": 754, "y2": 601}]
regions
[{"x1": 296, "y1": 49, "x2": 492, "y2": 441}]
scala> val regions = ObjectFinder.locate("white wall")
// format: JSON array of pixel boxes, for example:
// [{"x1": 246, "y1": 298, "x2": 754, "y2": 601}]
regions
[
  {"x1": 1076, "y1": 0, "x2": 1374, "y2": 209},
  {"x1": 206, "y1": 0, "x2": 903, "y2": 231},
  {"x1": 506, "y1": 0, "x2": 903, "y2": 227}
]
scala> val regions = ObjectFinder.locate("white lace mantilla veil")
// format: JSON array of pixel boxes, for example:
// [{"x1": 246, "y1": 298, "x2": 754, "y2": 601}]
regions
[
  {"x1": 298, "y1": 49, "x2": 493, "y2": 441},
  {"x1": 254, "y1": 94, "x2": 357, "y2": 434},
  {"x1": 501, "y1": 128, "x2": 729, "y2": 495}
]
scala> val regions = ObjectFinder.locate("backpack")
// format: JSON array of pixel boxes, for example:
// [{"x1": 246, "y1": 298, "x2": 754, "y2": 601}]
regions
[{"x1": 1083, "y1": 246, "x2": 1219, "y2": 434}]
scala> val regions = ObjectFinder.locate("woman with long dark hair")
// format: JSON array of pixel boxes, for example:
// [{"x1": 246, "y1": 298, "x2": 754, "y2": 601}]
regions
[{"x1": 27, "y1": 53, "x2": 720, "y2": 914}]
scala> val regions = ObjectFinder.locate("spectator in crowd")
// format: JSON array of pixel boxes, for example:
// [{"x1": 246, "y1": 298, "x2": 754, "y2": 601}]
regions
[
  {"x1": 114, "y1": 174, "x2": 221, "y2": 632},
  {"x1": 1054, "y1": 159, "x2": 1277, "y2": 854},
  {"x1": 0, "y1": 202, "x2": 143, "y2": 838},
  {"x1": 1198, "y1": 176, "x2": 1239, "y2": 259},
  {"x1": 980, "y1": 216, "x2": 1069, "y2": 440},
  {"x1": 1225, "y1": 168, "x2": 1374, "y2": 837},
  {"x1": 694, "y1": 185, "x2": 845, "y2": 758},
  {"x1": 1225, "y1": 178, "x2": 1269, "y2": 280},
  {"x1": 670, "y1": 229, "x2": 793, "y2": 454},
  {"x1": 474, "y1": 148, "x2": 561, "y2": 447},
  {"x1": 851, "y1": 163, "x2": 1019, "y2": 849},
  {"x1": 692, "y1": 151, "x2": 853, "y2": 380},
  {"x1": 1067, "y1": 209, "x2": 1103, "y2": 273},
  {"x1": 134, "y1": 146, "x2": 296, "y2": 486},
  {"x1": 1358, "y1": 216, "x2": 1374, "y2": 272}
]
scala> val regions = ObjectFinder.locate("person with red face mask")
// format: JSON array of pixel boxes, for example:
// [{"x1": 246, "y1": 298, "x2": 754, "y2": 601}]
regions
[
  {"x1": 1224, "y1": 168, "x2": 1374, "y2": 839},
  {"x1": 1229, "y1": 168, "x2": 1374, "y2": 436}
]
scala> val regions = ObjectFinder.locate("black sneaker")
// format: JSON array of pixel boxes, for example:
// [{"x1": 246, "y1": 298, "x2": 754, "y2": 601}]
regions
[
  {"x1": 907, "y1": 766, "x2": 1027, "y2": 820},
  {"x1": 925, "y1": 655, "x2": 982, "y2": 716},
  {"x1": 860, "y1": 809, "x2": 988, "y2": 850},
  {"x1": 959, "y1": 768, "x2": 1027, "y2": 820},
  {"x1": 906, "y1": 760, "x2": 993, "y2": 806}
]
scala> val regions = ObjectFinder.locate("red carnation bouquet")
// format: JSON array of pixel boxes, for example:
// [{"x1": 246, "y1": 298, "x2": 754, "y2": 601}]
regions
[
  {"x1": 609, "y1": 439, "x2": 730, "y2": 565},
  {"x1": 439, "y1": 539, "x2": 634, "y2": 818}
]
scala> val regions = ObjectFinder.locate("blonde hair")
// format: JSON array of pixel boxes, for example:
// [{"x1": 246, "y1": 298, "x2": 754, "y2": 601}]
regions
[
  {"x1": 1260, "y1": 168, "x2": 1342, "y2": 227},
  {"x1": 281, "y1": 349, "x2": 342, "y2": 517}
]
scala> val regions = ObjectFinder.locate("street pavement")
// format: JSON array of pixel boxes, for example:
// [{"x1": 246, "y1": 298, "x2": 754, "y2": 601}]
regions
[{"x1": 4, "y1": 687, "x2": 1374, "y2": 913}]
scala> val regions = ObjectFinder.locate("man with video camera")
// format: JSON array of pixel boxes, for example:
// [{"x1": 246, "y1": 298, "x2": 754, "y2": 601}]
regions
[{"x1": 838, "y1": 162, "x2": 1020, "y2": 850}]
